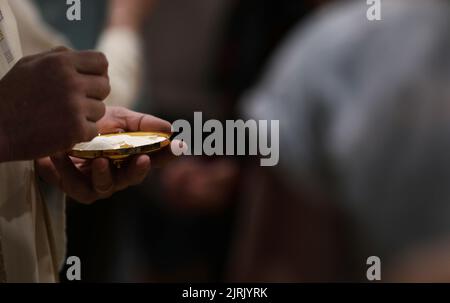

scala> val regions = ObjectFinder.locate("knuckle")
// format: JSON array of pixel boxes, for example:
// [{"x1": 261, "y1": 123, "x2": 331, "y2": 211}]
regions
[
  {"x1": 65, "y1": 74, "x2": 84, "y2": 92},
  {"x1": 91, "y1": 77, "x2": 110, "y2": 100},
  {"x1": 96, "y1": 52, "x2": 109, "y2": 71},
  {"x1": 97, "y1": 102, "x2": 107, "y2": 119},
  {"x1": 88, "y1": 100, "x2": 106, "y2": 122},
  {"x1": 103, "y1": 78, "x2": 111, "y2": 97},
  {"x1": 45, "y1": 53, "x2": 68, "y2": 70},
  {"x1": 42, "y1": 55, "x2": 76, "y2": 85},
  {"x1": 52, "y1": 46, "x2": 70, "y2": 53}
]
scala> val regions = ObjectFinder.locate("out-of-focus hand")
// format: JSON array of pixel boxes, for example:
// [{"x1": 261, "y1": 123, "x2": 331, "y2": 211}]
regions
[
  {"x1": 107, "y1": 0, "x2": 157, "y2": 31},
  {"x1": 36, "y1": 106, "x2": 172, "y2": 204},
  {"x1": 160, "y1": 158, "x2": 240, "y2": 213},
  {"x1": 0, "y1": 47, "x2": 110, "y2": 163}
]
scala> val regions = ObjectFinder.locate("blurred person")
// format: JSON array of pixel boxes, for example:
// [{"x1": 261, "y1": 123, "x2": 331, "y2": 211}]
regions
[
  {"x1": 230, "y1": 0, "x2": 450, "y2": 282},
  {"x1": 119, "y1": 0, "x2": 321, "y2": 283},
  {"x1": 9, "y1": 0, "x2": 156, "y2": 108},
  {"x1": 160, "y1": 0, "x2": 330, "y2": 212},
  {"x1": 159, "y1": 0, "x2": 339, "y2": 282},
  {"x1": 162, "y1": 158, "x2": 240, "y2": 213},
  {"x1": 0, "y1": 0, "x2": 171, "y2": 282},
  {"x1": 105, "y1": 0, "x2": 237, "y2": 282}
]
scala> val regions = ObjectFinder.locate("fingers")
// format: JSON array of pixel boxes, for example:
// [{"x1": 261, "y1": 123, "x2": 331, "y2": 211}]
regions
[
  {"x1": 130, "y1": 155, "x2": 152, "y2": 184},
  {"x1": 71, "y1": 50, "x2": 109, "y2": 76},
  {"x1": 51, "y1": 153, "x2": 94, "y2": 203},
  {"x1": 90, "y1": 155, "x2": 150, "y2": 198},
  {"x1": 99, "y1": 107, "x2": 172, "y2": 133},
  {"x1": 50, "y1": 46, "x2": 71, "y2": 53},
  {"x1": 35, "y1": 157, "x2": 61, "y2": 186},
  {"x1": 136, "y1": 114, "x2": 172, "y2": 133},
  {"x1": 84, "y1": 100, "x2": 106, "y2": 123},
  {"x1": 44, "y1": 47, "x2": 108, "y2": 76},
  {"x1": 82, "y1": 74, "x2": 111, "y2": 100},
  {"x1": 91, "y1": 158, "x2": 114, "y2": 195},
  {"x1": 47, "y1": 153, "x2": 152, "y2": 204},
  {"x1": 77, "y1": 62, "x2": 110, "y2": 123}
]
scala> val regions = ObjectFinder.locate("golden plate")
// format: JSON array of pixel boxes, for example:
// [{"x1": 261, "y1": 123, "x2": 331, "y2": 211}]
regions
[{"x1": 69, "y1": 131, "x2": 171, "y2": 167}]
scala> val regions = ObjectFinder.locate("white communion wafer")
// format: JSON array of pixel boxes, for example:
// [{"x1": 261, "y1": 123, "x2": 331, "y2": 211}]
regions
[{"x1": 74, "y1": 134, "x2": 166, "y2": 151}]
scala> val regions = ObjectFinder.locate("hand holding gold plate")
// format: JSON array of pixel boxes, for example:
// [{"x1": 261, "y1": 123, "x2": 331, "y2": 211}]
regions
[{"x1": 69, "y1": 131, "x2": 172, "y2": 167}]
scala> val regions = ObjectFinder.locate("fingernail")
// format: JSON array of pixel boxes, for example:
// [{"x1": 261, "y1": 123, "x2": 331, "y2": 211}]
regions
[{"x1": 137, "y1": 155, "x2": 151, "y2": 170}]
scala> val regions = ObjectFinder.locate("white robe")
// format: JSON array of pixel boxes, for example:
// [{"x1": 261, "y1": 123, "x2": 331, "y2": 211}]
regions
[
  {"x1": 0, "y1": 0, "x2": 144, "y2": 282},
  {"x1": 0, "y1": 0, "x2": 57, "y2": 283}
]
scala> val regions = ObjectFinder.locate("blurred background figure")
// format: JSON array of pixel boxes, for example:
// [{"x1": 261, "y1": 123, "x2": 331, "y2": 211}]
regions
[
  {"x1": 232, "y1": 0, "x2": 450, "y2": 282},
  {"x1": 156, "y1": 0, "x2": 340, "y2": 282},
  {"x1": 138, "y1": 0, "x2": 337, "y2": 282}
]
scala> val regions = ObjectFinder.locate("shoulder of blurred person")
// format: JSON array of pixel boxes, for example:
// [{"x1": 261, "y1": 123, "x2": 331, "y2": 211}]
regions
[{"x1": 240, "y1": 0, "x2": 450, "y2": 276}]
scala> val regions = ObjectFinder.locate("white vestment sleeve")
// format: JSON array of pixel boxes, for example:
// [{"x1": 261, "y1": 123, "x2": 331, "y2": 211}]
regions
[{"x1": 97, "y1": 28, "x2": 143, "y2": 109}]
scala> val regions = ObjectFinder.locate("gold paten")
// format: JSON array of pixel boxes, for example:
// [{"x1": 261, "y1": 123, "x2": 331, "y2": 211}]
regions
[{"x1": 69, "y1": 131, "x2": 171, "y2": 168}]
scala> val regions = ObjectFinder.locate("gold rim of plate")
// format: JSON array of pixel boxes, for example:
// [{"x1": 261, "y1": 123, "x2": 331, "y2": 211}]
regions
[{"x1": 69, "y1": 131, "x2": 172, "y2": 160}]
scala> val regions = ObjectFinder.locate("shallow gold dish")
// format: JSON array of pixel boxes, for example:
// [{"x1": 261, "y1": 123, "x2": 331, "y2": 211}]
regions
[{"x1": 69, "y1": 131, "x2": 171, "y2": 167}]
